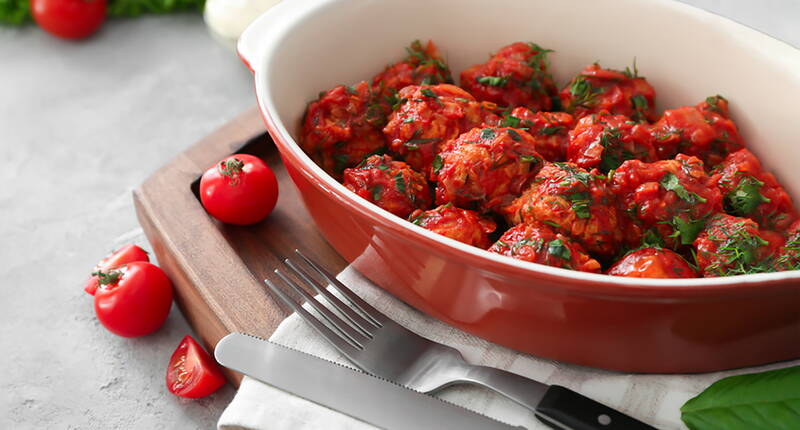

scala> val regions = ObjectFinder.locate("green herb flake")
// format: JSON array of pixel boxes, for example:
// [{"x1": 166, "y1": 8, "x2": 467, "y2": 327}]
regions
[
  {"x1": 547, "y1": 239, "x2": 572, "y2": 260},
  {"x1": 670, "y1": 216, "x2": 705, "y2": 245},
  {"x1": 539, "y1": 126, "x2": 563, "y2": 136},
  {"x1": 420, "y1": 88, "x2": 438, "y2": 98},
  {"x1": 480, "y1": 128, "x2": 497, "y2": 140},
  {"x1": 432, "y1": 154, "x2": 443, "y2": 175},
  {"x1": 394, "y1": 173, "x2": 407, "y2": 194},
  {"x1": 520, "y1": 155, "x2": 537, "y2": 164},
  {"x1": 726, "y1": 176, "x2": 771, "y2": 217},
  {"x1": 502, "y1": 115, "x2": 521, "y2": 128},
  {"x1": 370, "y1": 185, "x2": 383, "y2": 201},
  {"x1": 507, "y1": 129, "x2": 522, "y2": 142},
  {"x1": 660, "y1": 173, "x2": 706, "y2": 204},
  {"x1": 477, "y1": 75, "x2": 510, "y2": 87},
  {"x1": 567, "y1": 192, "x2": 592, "y2": 219}
]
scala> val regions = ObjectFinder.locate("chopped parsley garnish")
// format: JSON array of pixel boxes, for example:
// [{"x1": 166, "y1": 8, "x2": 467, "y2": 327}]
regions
[
  {"x1": 480, "y1": 128, "x2": 497, "y2": 140},
  {"x1": 432, "y1": 154, "x2": 443, "y2": 175},
  {"x1": 507, "y1": 129, "x2": 522, "y2": 141},
  {"x1": 705, "y1": 221, "x2": 773, "y2": 276},
  {"x1": 660, "y1": 173, "x2": 707, "y2": 204},
  {"x1": 525, "y1": 43, "x2": 555, "y2": 96},
  {"x1": 520, "y1": 155, "x2": 537, "y2": 164},
  {"x1": 630, "y1": 94, "x2": 649, "y2": 122},
  {"x1": 402, "y1": 116, "x2": 415, "y2": 124},
  {"x1": 566, "y1": 192, "x2": 592, "y2": 219},
  {"x1": 477, "y1": 75, "x2": 510, "y2": 87},
  {"x1": 547, "y1": 238, "x2": 572, "y2": 260},
  {"x1": 622, "y1": 58, "x2": 640, "y2": 79},
  {"x1": 669, "y1": 216, "x2": 705, "y2": 245},
  {"x1": 502, "y1": 115, "x2": 521, "y2": 128},
  {"x1": 333, "y1": 154, "x2": 350, "y2": 173},
  {"x1": 420, "y1": 88, "x2": 438, "y2": 98},
  {"x1": 554, "y1": 162, "x2": 591, "y2": 186},
  {"x1": 405, "y1": 129, "x2": 439, "y2": 150},
  {"x1": 597, "y1": 127, "x2": 629, "y2": 172},
  {"x1": 543, "y1": 220, "x2": 562, "y2": 229},
  {"x1": 568, "y1": 76, "x2": 603, "y2": 110},
  {"x1": 370, "y1": 185, "x2": 383, "y2": 201},
  {"x1": 704, "y1": 95, "x2": 726, "y2": 114},
  {"x1": 394, "y1": 173, "x2": 407, "y2": 194},
  {"x1": 641, "y1": 229, "x2": 664, "y2": 248},
  {"x1": 539, "y1": 126, "x2": 563, "y2": 136},
  {"x1": 725, "y1": 175, "x2": 770, "y2": 217},
  {"x1": 410, "y1": 212, "x2": 428, "y2": 225},
  {"x1": 345, "y1": 85, "x2": 358, "y2": 95}
]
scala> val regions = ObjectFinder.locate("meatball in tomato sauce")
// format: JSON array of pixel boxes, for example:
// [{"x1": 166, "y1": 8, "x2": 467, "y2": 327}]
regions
[
  {"x1": 301, "y1": 81, "x2": 386, "y2": 178},
  {"x1": 343, "y1": 155, "x2": 431, "y2": 218},
  {"x1": 371, "y1": 40, "x2": 453, "y2": 102},
  {"x1": 505, "y1": 107, "x2": 574, "y2": 161},
  {"x1": 607, "y1": 248, "x2": 697, "y2": 278},
  {"x1": 383, "y1": 84, "x2": 499, "y2": 179},
  {"x1": 693, "y1": 214, "x2": 782, "y2": 277},
  {"x1": 611, "y1": 154, "x2": 723, "y2": 249},
  {"x1": 488, "y1": 222, "x2": 601, "y2": 272},
  {"x1": 460, "y1": 42, "x2": 557, "y2": 111},
  {"x1": 409, "y1": 204, "x2": 496, "y2": 248},
  {"x1": 714, "y1": 149, "x2": 797, "y2": 231},
  {"x1": 560, "y1": 63, "x2": 656, "y2": 122},
  {"x1": 567, "y1": 111, "x2": 656, "y2": 173},
  {"x1": 435, "y1": 127, "x2": 545, "y2": 211},
  {"x1": 650, "y1": 95, "x2": 744, "y2": 165},
  {"x1": 503, "y1": 162, "x2": 622, "y2": 256}
]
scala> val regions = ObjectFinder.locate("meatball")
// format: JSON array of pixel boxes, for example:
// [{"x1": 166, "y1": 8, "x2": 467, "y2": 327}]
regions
[
  {"x1": 559, "y1": 63, "x2": 656, "y2": 122},
  {"x1": 409, "y1": 204, "x2": 496, "y2": 248},
  {"x1": 460, "y1": 42, "x2": 557, "y2": 111},
  {"x1": 435, "y1": 127, "x2": 545, "y2": 211},
  {"x1": 503, "y1": 162, "x2": 622, "y2": 256},
  {"x1": 343, "y1": 154, "x2": 431, "y2": 218},
  {"x1": 650, "y1": 95, "x2": 744, "y2": 165},
  {"x1": 773, "y1": 219, "x2": 800, "y2": 271},
  {"x1": 713, "y1": 149, "x2": 797, "y2": 231},
  {"x1": 383, "y1": 84, "x2": 499, "y2": 179},
  {"x1": 301, "y1": 81, "x2": 386, "y2": 178},
  {"x1": 693, "y1": 214, "x2": 782, "y2": 277},
  {"x1": 567, "y1": 111, "x2": 656, "y2": 173},
  {"x1": 505, "y1": 107, "x2": 574, "y2": 161},
  {"x1": 371, "y1": 40, "x2": 453, "y2": 102},
  {"x1": 488, "y1": 222, "x2": 601, "y2": 272},
  {"x1": 611, "y1": 154, "x2": 723, "y2": 249},
  {"x1": 607, "y1": 248, "x2": 697, "y2": 278}
]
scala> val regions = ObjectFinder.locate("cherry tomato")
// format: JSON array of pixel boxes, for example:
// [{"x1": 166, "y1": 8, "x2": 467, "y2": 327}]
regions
[
  {"x1": 167, "y1": 335, "x2": 226, "y2": 399},
  {"x1": 93, "y1": 262, "x2": 173, "y2": 337},
  {"x1": 84, "y1": 244, "x2": 149, "y2": 295},
  {"x1": 199, "y1": 154, "x2": 279, "y2": 225},
  {"x1": 31, "y1": 0, "x2": 107, "y2": 40}
]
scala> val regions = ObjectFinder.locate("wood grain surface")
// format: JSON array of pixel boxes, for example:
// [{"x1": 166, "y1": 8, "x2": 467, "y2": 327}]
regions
[{"x1": 133, "y1": 107, "x2": 346, "y2": 385}]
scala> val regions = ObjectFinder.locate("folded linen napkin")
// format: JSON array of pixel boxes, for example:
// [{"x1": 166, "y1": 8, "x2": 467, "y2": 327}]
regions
[{"x1": 218, "y1": 265, "x2": 797, "y2": 430}]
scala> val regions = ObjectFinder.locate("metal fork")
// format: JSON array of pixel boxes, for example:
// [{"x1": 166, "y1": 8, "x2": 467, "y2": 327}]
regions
[{"x1": 265, "y1": 250, "x2": 657, "y2": 430}]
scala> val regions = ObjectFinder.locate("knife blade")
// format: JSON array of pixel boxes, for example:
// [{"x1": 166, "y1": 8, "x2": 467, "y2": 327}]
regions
[{"x1": 215, "y1": 333, "x2": 522, "y2": 430}]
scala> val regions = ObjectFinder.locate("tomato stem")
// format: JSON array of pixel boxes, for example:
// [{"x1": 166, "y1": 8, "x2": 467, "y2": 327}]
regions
[
  {"x1": 93, "y1": 269, "x2": 122, "y2": 286},
  {"x1": 218, "y1": 158, "x2": 244, "y2": 184}
]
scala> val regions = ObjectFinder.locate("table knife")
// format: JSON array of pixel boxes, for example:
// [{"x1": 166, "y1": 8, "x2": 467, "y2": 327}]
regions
[{"x1": 215, "y1": 333, "x2": 523, "y2": 430}]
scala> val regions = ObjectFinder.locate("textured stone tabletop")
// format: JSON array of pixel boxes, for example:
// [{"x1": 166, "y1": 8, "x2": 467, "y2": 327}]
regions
[{"x1": 0, "y1": 1, "x2": 798, "y2": 429}]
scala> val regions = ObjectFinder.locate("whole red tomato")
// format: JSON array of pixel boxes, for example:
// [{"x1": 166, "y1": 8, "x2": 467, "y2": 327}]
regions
[
  {"x1": 84, "y1": 244, "x2": 149, "y2": 295},
  {"x1": 31, "y1": 0, "x2": 107, "y2": 40},
  {"x1": 199, "y1": 154, "x2": 279, "y2": 225},
  {"x1": 93, "y1": 262, "x2": 173, "y2": 338},
  {"x1": 167, "y1": 336, "x2": 226, "y2": 398}
]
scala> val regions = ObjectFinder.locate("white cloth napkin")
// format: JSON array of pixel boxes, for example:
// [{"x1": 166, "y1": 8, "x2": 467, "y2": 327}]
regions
[{"x1": 218, "y1": 265, "x2": 797, "y2": 430}]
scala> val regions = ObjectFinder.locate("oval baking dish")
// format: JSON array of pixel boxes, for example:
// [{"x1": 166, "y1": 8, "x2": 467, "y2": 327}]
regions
[{"x1": 238, "y1": 0, "x2": 800, "y2": 372}]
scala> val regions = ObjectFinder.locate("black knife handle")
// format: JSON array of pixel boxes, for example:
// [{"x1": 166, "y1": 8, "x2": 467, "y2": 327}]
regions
[{"x1": 535, "y1": 385, "x2": 658, "y2": 430}]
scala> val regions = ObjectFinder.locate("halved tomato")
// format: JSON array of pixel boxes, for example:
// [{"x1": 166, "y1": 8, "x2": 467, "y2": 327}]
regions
[{"x1": 167, "y1": 336, "x2": 226, "y2": 398}]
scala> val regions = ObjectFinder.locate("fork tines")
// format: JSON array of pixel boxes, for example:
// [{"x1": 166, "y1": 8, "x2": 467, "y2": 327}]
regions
[{"x1": 264, "y1": 249, "x2": 385, "y2": 352}]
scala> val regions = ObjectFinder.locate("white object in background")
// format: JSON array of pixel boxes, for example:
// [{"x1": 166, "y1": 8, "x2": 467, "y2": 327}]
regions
[{"x1": 204, "y1": 0, "x2": 282, "y2": 51}]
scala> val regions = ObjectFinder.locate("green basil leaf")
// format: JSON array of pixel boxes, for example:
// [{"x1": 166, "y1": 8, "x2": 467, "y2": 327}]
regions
[{"x1": 681, "y1": 365, "x2": 800, "y2": 430}]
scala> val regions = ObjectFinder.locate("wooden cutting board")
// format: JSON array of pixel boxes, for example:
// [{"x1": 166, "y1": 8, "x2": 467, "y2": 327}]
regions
[{"x1": 133, "y1": 107, "x2": 346, "y2": 386}]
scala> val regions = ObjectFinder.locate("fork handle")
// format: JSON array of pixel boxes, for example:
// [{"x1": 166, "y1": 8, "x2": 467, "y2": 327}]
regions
[{"x1": 459, "y1": 366, "x2": 656, "y2": 429}]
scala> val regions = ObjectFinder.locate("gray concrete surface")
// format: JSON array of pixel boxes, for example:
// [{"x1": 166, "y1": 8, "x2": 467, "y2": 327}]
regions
[{"x1": 0, "y1": 2, "x2": 797, "y2": 429}]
